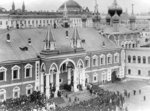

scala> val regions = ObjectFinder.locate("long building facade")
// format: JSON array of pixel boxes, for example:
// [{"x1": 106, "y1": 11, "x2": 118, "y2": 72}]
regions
[{"x1": 1, "y1": 0, "x2": 149, "y2": 101}]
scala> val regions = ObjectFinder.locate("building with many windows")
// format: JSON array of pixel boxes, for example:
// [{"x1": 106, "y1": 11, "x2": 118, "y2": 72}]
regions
[{"x1": 1, "y1": 0, "x2": 150, "y2": 101}]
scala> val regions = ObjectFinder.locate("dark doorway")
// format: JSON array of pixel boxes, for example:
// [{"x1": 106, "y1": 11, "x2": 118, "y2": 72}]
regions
[
  {"x1": 64, "y1": 22, "x2": 69, "y2": 28},
  {"x1": 16, "y1": 24, "x2": 19, "y2": 29},
  {"x1": 111, "y1": 71, "x2": 120, "y2": 83}
]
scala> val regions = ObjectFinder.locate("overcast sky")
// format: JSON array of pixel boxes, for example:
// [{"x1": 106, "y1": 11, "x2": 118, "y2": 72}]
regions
[{"x1": 1, "y1": 0, "x2": 150, "y2": 14}]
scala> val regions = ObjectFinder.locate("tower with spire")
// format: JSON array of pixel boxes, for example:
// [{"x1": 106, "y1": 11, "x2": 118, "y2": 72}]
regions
[
  {"x1": 12, "y1": 1, "x2": 15, "y2": 11},
  {"x1": 22, "y1": 1, "x2": 25, "y2": 12},
  {"x1": 70, "y1": 27, "x2": 84, "y2": 52},
  {"x1": 63, "y1": 0, "x2": 68, "y2": 18},
  {"x1": 129, "y1": 4, "x2": 136, "y2": 30},
  {"x1": 92, "y1": 0, "x2": 101, "y2": 29},
  {"x1": 40, "y1": 26, "x2": 58, "y2": 55}
]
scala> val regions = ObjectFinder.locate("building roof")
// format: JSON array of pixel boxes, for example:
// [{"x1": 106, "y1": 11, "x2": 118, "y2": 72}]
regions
[
  {"x1": 58, "y1": 0, "x2": 83, "y2": 12},
  {"x1": 0, "y1": 28, "x2": 121, "y2": 63},
  {"x1": 100, "y1": 25, "x2": 140, "y2": 34}
]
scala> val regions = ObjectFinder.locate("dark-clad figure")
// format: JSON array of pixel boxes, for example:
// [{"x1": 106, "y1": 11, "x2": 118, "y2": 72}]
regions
[
  {"x1": 128, "y1": 93, "x2": 130, "y2": 98},
  {"x1": 144, "y1": 96, "x2": 146, "y2": 101},
  {"x1": 139, "y1": 89, "x2": 141, "y2": 94}
]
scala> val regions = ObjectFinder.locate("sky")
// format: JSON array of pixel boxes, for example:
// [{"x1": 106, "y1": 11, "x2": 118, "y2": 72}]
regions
[{"x1": 1, "y1": 0, "x2": 150, "y2": 14}]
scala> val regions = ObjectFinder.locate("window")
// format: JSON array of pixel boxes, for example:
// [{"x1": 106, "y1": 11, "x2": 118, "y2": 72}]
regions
[
  {"x1": 102, "y1": 71, "x2": 106, "y2": 83},
  {"x1": 114, "y1": 53, "x2": 119, "y2": 63},
  {"x1": 107, "y1": 54, "x2": 112, "y2": 64},
  {"x1": 0, "y1": 67, "x2": 7, "y2": 82},
  {"x1": 0, "y1": 21, "x2": 2, "y2": 25},
  {"x1": 25, "y1": 64, "x2": 32, "y2": 78},
  {"x1": 143, "y1": 56, "x2": 146, "y2": 64},
  {"x1": 148, "y1": 71, "x2": 150, "y2": 76},
  {"x1": 138, "y1": 56, "x2": 141, "y2": 63},
  {"x1": 128, "y1": 69, "x2": 131, "y2": 75},
  {"x1": 128, "y1": 55, "x2": 131, "y2": 63},
  {"x1": 138, "y1": 70, "x2": 141, "y2": 75},
  {"x1": 26, "y1": 84, "x2": 33, "y2": 96},
  {"x1": 93, "y1": 73, "x2": 98, "y2": 82},
  {"x1": 148, "y1": 56, "x2": 150, "y2": 64},
  {"x1": 0, "y1": 89, "x2": 6, "y2": 102},
  {"x1": 59, "y1": 78, "x2": 63, "y2": 84},
  {"x1": 13, "y1": 87, "x2": 20, "y2": 98},
  {"x1": 92, "y1": 55, "x2": 98, "y2": 66},
  {"x1": 85, "y1": 56, "x2": 90, "y2": 67},
  {"x1": 133, "y1": 56, "x2": 136, "y2": 63},
  {"x1": 12, "y1": 65, "x2": 20, "y2": 80},
  {"x1": 100, "y1": 54, "x2": 105, "y2": 65}
]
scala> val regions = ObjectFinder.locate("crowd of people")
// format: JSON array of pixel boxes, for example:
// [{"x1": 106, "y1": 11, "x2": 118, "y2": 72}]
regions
[
  {"x1": 0, "y1": 91, "x2": 46, "y2": 111},
  {"x1": 55, "y1": 84, "x2": 125, "y2": 111},
  {"x1": 0, "y1": 85, "x2": 126, "y2": 111}
]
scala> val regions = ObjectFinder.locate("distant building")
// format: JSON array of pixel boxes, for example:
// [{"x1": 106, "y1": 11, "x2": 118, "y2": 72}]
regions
[{"x1": 1, "y1": 0, "x2": 150, "y2": 102}]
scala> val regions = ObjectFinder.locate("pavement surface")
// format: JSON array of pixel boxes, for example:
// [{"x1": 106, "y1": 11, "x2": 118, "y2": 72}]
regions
[{"x1": 55, "y1": 78, "x2": 150, "y2": 111}]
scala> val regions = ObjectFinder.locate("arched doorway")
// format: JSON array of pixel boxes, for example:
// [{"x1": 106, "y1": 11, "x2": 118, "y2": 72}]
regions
[
  {"x1": 111, "y1": 71, "x2": 118, "y2": 83},
  {"x1": 49, "y1": 63, "x2": 58, "y2": 97},
  {"x1": 41, "y1": 63, "x2": 46, "y2": 94},
  {"x1": 59, "y1": 60, "x2": 75, "y2": 91}
]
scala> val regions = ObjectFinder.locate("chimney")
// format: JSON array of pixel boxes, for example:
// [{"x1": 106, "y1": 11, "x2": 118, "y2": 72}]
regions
[
  {"x1": 6, "y1": 33, "x2": 10, "y2": 43},
  {"x1": 28, "y1": 38, "x2": 31, "y2": 45},
  {"x1": 102, "y1": 42, "x2": 105, "y2": 48}
]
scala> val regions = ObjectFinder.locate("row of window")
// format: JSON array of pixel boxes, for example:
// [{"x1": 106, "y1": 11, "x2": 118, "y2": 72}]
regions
[
  {"x1": 127, "y1": 55, "x2": 150, "y2": 64},
  {"x1": 128, "y1": 69, "x2": 150, "y2": 76},
  {"x1": 85, "y1": 53, "x2": 120, "y2": 68},
  {"x1": 0, "y1": 84, "x2": 33, "y2": 102},
  {"x1": 0, "y1": 64, "x2": 33, "y2": 82}
]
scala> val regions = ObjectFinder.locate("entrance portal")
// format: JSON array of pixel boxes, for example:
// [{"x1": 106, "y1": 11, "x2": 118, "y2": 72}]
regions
[
  {"x1": 59, "y1": 61, "x2": 75, "y2": 91},
  {"x1": 111, "y1": 71, "x2": 119, "y2": 83}
]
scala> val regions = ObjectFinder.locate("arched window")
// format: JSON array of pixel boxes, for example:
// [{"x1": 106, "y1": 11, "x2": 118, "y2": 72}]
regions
[
  {"x1": 0, "y1": 89, "x2": 6, "y2": 102},
  {"x1": 114, "y1": 53, "x2": 119, "y2": 63},
  {"x1": 0, "y1": 67, "x2": 7, "y2": 82},
  {"x1": 92, "y1": 55, "x2": 98, "y2": 67},
  {"x1": 100, "y1": 54, "x2": 105, "y2": 65},
  {"x1": 126, "y1": 44, "x2": 128, "y2": 49},
  {"x1": 138, "y1": 56, "x2": 141, "y2": 63},
  {"x1": 129, "y1": 43, "x2": 131, "y2": 49},
  {"x1": 132, "y1": 44, "x2": 135, "y2": 48},
  {"x1": 13, "y1": 86, "x2": 20, "y2": 98},
  {"x1": 93, "y1": 73, "x2": 98, "y2": 83},
  {"x1": 12, "y1": 65, "x2": 20, "y2": 80},
  {"x1": 26, "y1": 84, "x2": 33, "y2": 96},
  {"x1": 25, "y1": 64, "x2": 33, "y2": 78},
  {"x1": 107, "y1": 54, "x2": 112, "y2": 64},
  {"x1": 148, "y1": 56, "x2": 150, "y2": 64},
  {"x1": 85, "y1": 56, "x2": 90, "y2": 67},
  {"x1": 143, "y1": 56, "x2": 146, "y2": 64},
  {"x1": 128, "y1": 55, "x2": 131, "y2": 63},
  {"x1": 133, "y1": 56, "x2": 136, "y2": 63}
]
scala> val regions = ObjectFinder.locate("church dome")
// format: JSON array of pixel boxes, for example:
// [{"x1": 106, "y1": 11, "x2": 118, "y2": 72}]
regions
[
  {"x1": 0, "y1": 6, "x2": 6, "y2": 12},
  {"x1": 105, "y1": 13, "x2": 111, "y2": 20},
  {"x1": 129, "y1": 14, "x2": 136, "y2": 22},
  {"x1": 108, "y1": 0, "x2": 122, "y2": 17},
  {"x1": 112, "y1": 12, "x2": 119, "y2": 23},
  {"x1": 92, "y1": 13, "x2": 101, "y2": 22},
  {"x1": 58, "y1": 0, "x2": 83, "y2": 12}
]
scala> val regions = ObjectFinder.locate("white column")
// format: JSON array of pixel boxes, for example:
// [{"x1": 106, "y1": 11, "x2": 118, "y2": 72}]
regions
[
  {"x1": 82, "y1": 68, "x2": 86, "y2": 90},
  {"x1": 50, "y1": 73, "x2": 53, "y2": 87},
  {"x1": 68, "y1": 68, "x2": 71, "y2": 85},
  {"x1": 46, "y1": 74, "x2": 50, "y2": 99},
  {"x1": 40, "y1": 72, "x2": 44, "y2": 94},
  {"x1": 55, "y1": 71, "x2": 60, "y2": 97},
  {"x1": 73, "y1": 68, "x2": 78, "y2": 92}
]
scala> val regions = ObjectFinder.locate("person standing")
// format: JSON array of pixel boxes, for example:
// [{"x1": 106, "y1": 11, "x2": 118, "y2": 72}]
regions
[
  {"x1": 139, "y1": 89, "x2": 141, "y2": 94},
  {"x1": 144, "y1": 96, "x2": 146, "y2": 101}
]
